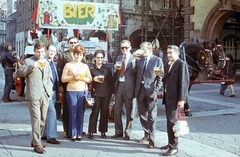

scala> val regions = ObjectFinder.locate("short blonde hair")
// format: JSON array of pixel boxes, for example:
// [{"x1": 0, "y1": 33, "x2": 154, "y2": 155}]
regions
[{"x1": 120, "y1": 40, "x2": 131, "y2": 46}]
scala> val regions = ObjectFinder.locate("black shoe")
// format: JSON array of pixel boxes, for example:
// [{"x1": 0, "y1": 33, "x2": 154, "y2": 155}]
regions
[
  {"x1": 230, "y1": 94, "x2": 235, "y2": 97},
  {"x1": 47, "y1": 138, "x2": 60, "y2": 144},
  {"x1": 220, "y1": 93, "x2": 224, "y2": 95},
  {"x1": 160, "y1": 145, "x2": 169, "y2": 150},
  {"x1": 41, "y1": 136, "x2": 47, "y2": 140},
  {"x1": 88, "y1": 132, "x2": 94, "y2": 139},
  {"x1": 76, "y1": 137, "x2": 82, "y2": 141},
  {"x1": 163, "y1": 148, "x2": 178, "y2": 156},
  {"x1": 82, "y1": 131, "x2": 86, "y2": 135},
  {"x1": 138, "y1": 136, "x2": 149, "y2": 143},
  {"x1": 71, "y1": 137, "x2": 76, "y2": 142},
  {"x1": 148, "y1": 139, "x2": 155, "y2": 148},
  {"x1": 184, "y1": 109, "x2": 192, "y2": 117},
  {"x1": 111, "y1": 133, "x2": 123, "y2": 138},
  {"x1": 101, "y1": 132, "x2": 107, "y2": 139}
]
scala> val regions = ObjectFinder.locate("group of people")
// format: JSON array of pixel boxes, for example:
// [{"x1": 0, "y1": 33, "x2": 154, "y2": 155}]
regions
[{"x1": 1, "y1": 35, "x2": 236, "y2": 156}]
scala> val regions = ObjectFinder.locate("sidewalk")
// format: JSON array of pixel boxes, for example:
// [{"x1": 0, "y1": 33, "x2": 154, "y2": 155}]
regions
[{"x1": 0, "y1": 67, "x2": 239, "y2": 157}]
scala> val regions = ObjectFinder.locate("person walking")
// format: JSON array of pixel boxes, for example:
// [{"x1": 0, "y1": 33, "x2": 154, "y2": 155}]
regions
[
  {"x1": 161, "y1": 45, "x2": 189, "y2": 156},
  {"x1": 220, "y1": 54, "x2": 236, "y2": 97},
  {"x1": 57, "y1": 37, "x2": 78, "y2": 137},
  {"x1": 16, "y1": 42, "x2": 52, "y2": 154},
  {"x1": 88, "y1": 50, "x2": 115, "y2": 139},
  {"x1": 1, "y1": 43, "x2": 18, "y2": 102},
  {"x1": 131, "y1": 41, "x2": 163, "y2": 148},
  {"x1": 41, "y1": 45, "x2": 60, "y2": 144},
  {"x1": 111, "y1": 40, "x2": 135, "y2": 140},
  {"x1": 61, "y1": 45, "x2": 92, "y2": 141}
]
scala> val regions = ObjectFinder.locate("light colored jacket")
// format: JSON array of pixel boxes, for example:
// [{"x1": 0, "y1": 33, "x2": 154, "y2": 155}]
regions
[{"x1": 16, "y1": 56, "x2": 52, "y2": 101}]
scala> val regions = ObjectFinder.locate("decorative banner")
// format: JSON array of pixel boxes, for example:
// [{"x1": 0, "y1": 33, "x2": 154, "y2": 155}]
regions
[{"x1": 37, "y1": 0, "x2": 120, "y2": 30}]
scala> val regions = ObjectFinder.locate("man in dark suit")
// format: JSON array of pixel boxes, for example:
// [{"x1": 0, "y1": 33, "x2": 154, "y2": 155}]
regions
[
  {"x1": 57, "y1": 37, "x2": 78, "y2": 137},
  {"x1": 41, "y1": 45, "x2": 60, "y2": 144},
  {"x1": 161, "y1": 45, "x2": 189, "y2": 156},
  {"x1": 16, "y1": 42, "x2": 52, "y2": 154},
  {"x1": 131, "y1": 41, "x2": 163, "y2": 148},
  {"x1": 111, "y1": 40, "x2": 135, "y2": 140}
]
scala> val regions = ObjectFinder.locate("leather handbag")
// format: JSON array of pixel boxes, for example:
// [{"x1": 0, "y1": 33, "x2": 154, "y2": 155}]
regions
[
  {"x1": 84, "y1": 96, "x2": 95, "y2": 109},
  {"x1": 83, "y1": 84, "x2": 95, "y2": 109}
]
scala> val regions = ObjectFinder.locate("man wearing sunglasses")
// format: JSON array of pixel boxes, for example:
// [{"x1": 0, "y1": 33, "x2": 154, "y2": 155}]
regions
[
  {"x1": 57, "y1": 36, "x2": 79, "y2": 138},
  {"x1": 112, "y1": 40, "x2": 135, "y2": 140}
]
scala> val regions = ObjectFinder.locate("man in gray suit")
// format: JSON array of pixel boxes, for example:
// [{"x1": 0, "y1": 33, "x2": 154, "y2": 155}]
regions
[
  {"x1": 16, "y1": 42, "x2": 52, "y2": 154},
  {"x1": 161, "y1": 45, "x2": 189, "y2": 156},
  {"x1": 131, "y1": 41, "x2": 163, "y2": 148},
  {"x1": 111, "y1": 40, "x2": 135, "y2": 140}
]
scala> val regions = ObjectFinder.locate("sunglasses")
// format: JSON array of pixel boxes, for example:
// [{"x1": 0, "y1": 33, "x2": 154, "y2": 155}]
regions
[
  {"x1": 96, "y1": 57, "x2": 104, "y2": 59},
  {"x1": 69, "y1": 42, "x2": 77, "y2": 44},
  {"x1": 121, "y1": 46, "x2": 130, "y2": 50}
]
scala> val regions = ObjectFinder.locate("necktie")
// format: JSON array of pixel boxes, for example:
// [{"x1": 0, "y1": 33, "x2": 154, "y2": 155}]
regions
[
  {"x1": 119, "y1": 55, "x2": 126, "y2": 78},
  {"x1": 143, "y1": 58, "x2": 147, "y2": 73}
]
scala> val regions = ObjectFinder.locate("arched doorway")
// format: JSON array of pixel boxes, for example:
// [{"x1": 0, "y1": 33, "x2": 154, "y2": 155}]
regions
[
  {"x1": 201, "y1": 3, "x2": 240, "y2": 67},
  {"x1": 87, "y1": 30, "x2": 106, "y2": 41},
  {"x1": 129, "y1": 29, "x2": 166, "y2": 50}
]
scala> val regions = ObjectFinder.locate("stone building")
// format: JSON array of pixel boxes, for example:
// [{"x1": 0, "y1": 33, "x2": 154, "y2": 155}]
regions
[{"x1": 5, "y1": 0, "x2": 240, "y2": 65}]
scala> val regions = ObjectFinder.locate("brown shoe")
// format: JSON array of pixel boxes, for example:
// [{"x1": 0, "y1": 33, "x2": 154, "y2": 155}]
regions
[
  {"x1": 31, "y1": 143, "x2": 47, "y2": 148},
  {"x1": 34, "y1": 145, "x2": 46, "y2": 154},
  {"x1": 124, "y1": 135, "x2": 130, "y2": 140},
  {"x1": 138, "y1": 136, "x2": 149, "y2": 143},
  {"x1": 148, "y1": 139, "x2": 155, "y2": 148},
  {"x1": 2, "y1": 98, "x2": 10, "y2": 103}
]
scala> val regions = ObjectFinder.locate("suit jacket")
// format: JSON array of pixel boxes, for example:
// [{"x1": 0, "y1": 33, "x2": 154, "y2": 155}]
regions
[
  {"x1": 57, "y1": 50, "x2": 73, "y2": 87},
  {"x1": 48, "y1": 60, "x2": 60, "y2": 101},
  {"x1": 114, "y1": 54, "x2": 135, "y2": 99},
  {"x1": 132, "y1": 54, "x2": 163, "y2": 98},
  {"x1": 162, "y1": 58, "x2": 189, "y2": 106},
  {"x1": 16, "y1": 56, "x2": 52, "y2": 101}
]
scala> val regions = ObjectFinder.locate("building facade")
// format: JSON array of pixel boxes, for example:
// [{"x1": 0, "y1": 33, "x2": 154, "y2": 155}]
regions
[{"x1": 5, "y1": 0, "x2": 240, "y2": 65}]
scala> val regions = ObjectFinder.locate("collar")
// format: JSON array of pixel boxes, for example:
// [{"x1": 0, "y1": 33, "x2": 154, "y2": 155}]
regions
[{"x1": 145, "y1": 54, "x2": 152, "y2": 61}]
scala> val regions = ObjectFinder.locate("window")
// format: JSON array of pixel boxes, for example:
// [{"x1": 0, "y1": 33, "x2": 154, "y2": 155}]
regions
[{"x1": 223, "y1": 36, "x2": 240, "y2": 60}]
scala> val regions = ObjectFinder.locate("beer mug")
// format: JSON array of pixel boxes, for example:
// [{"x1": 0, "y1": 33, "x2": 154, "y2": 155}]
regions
[
  {"x1": 115, "y1": 61, "x2": 122, "y2": 70},
  {"x1": 153, "y1": 66, "x2": 162, "y2": 76},
  {"x1": 98, "y1": 74, "x2": 104, "y2": 83},
  {"x1": 134, "y1": 49, "x2": 143, "y2": 57},
  {"x1": 38, "y1": 59, "x2": 46, "y2": 68},
  {"x1": 78, "y1": 73, "x2": 85, "y2": 79}
]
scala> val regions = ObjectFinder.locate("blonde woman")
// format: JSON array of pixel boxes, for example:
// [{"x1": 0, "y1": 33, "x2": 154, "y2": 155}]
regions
[{"x1": 61, "y1": 45, "x2": 92, "y2": 141}]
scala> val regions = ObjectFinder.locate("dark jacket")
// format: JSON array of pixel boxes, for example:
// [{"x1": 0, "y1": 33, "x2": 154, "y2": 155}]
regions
[
  {"x1": 222, "y1": 60, "x2": 235, "y2": 84},
  {"x1": 162, "y1": 58, "x2": 189, "y2": 106},
  {"x1": 1, "y1": 51, "x2": 18, "y2": 69},
  {"x1": 132, "y1": 54, "x2": 163, "y2": 98},
  {"x1": 89, "y1": 64, "x2": 114, "y2": 97},
  {"x1": 114, "y1": 54, "x2": 136, "y2": 99}
]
